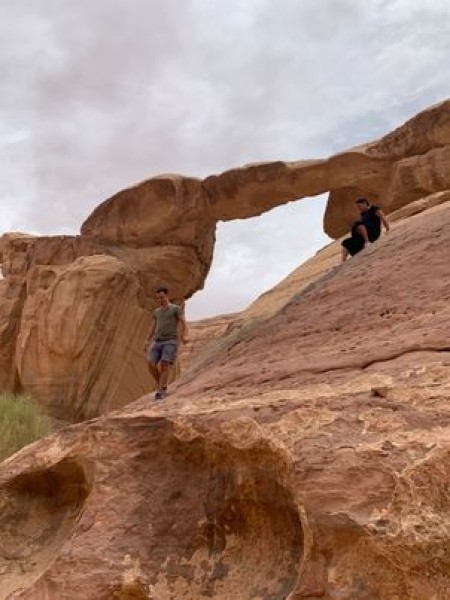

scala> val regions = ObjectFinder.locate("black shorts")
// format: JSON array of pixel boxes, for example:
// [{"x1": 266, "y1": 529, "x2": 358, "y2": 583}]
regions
[{"x1": 342, "y1": 236, "x2": 365, "y2": 256}]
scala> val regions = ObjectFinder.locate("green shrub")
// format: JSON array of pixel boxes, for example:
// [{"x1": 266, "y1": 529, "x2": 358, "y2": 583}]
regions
[{"x1": 0, "y1": 393, "x2": 51, "y2": 462}]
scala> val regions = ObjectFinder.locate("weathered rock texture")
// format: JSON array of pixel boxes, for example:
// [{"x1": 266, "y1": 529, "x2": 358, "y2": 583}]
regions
[
  {"x1": 0, "y1": 100, "x2": 449, "y2": 421},
  {"x1": 203, "y1": 99, "x2": 450, "y2": 237},
  {"x1": 180, "y1": 200, "x2": 450, "y2": 394},
  {"x1": 0, "y1": 199, "x2": 449, "y2": 599},
  {"x1": 181, "y1": 188, "x2": 450, "y2": 372}
]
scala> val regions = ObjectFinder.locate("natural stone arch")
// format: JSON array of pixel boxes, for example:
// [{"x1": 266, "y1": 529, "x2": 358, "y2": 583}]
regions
[{"x1": 0, "y1": 99, "x2": 448, "y2": 420}]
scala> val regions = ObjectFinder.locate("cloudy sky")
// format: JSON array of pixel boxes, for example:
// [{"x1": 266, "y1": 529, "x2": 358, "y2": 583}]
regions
[{"x1": 1, "y1": 0, "x2": 449, "y2": 319}]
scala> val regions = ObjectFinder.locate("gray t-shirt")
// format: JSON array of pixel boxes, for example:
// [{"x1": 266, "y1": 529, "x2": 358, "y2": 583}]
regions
[{"x1": 153, "y1": 304, "x2": 181, "y2": 341}]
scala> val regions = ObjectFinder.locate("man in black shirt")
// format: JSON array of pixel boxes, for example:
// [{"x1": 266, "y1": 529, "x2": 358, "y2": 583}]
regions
[{"x1": 341, "y1": 197, "x2": 390, "y2": 262}]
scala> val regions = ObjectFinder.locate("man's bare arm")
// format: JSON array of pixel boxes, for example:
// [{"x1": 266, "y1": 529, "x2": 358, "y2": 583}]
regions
[
  {"x1": 144, "y1": 318, "x2": 156, "y2": 350},
  {"x1": 376, "y1": 209, "x2": 390, "y2": 232},
  {"x1": 178, "y1": 314, "x2": 188, "y2": 344}
]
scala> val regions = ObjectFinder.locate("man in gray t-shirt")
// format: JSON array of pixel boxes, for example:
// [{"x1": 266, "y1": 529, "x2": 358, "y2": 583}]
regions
[{"x1": 144, "y1": 287, "x2": 187, "y2": 401}]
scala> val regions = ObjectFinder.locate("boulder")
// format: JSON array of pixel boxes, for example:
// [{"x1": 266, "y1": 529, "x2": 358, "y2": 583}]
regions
[
  {"x1": 15, "y1": 255, "x2": 150, "y2": 421},
  {"x1": 81, "y1": 174, "x2": 216, "y2": 271},
  {"x1": 1, "y1": 200, "x2": 449, "y2": 599}
]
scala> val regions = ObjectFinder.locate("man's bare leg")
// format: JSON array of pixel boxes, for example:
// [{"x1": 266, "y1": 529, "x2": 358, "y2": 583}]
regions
[
  {"x1": 147, "y1": 362, "x2": 160, "y2": 387},
  {"x1": 158, "y1": 362, "x2": 171, "y2": 393},
  {"x1": 356, "y1": 224, "x2": 369, "y2": 246}
]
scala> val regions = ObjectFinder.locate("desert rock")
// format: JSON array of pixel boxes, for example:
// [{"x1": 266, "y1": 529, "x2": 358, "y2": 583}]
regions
[
  {"x1": 182, "y1": 189, "x2": 450, "y2": 371},
  {"x1": 0, "y1": 100, "x2": 449, "y2": 421},
  {"x1": 0, "y1": 199, "x2": 449, "y2": 599},
  {"x1": 15, "y1": 255, "x2": 151, "y2": 421},
  {"x1": 178, "y1": 200, "x2": 450, "y2": 396}
]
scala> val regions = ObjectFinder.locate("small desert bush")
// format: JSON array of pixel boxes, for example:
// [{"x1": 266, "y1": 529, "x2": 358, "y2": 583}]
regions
[{"x1": 0, "y1": 393, "x2": 51, "y2": 462}]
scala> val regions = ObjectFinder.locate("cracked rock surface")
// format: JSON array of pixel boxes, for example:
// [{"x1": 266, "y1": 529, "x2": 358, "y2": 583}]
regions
[{"x1": 1, "y1": 196, "x2": 449, "y2": 598}]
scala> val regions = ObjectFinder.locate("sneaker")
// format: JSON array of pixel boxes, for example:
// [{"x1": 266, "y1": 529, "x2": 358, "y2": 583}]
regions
[{"x1": 154, "y1": 390, "x2": 166, "y2": 402}]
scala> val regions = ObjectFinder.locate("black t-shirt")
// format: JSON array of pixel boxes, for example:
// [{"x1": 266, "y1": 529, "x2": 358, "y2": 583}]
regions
[{"x1": 361, "y1": 205, "x2": 381, "y2": 242}]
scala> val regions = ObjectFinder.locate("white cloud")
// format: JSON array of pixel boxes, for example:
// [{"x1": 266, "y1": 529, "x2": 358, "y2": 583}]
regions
[
  {"x1": 0, "y1": 0, "x2": 448, "y2": 316},
  {"x1": 187, "y1": 195, "x2": 330, "y2": 319}
]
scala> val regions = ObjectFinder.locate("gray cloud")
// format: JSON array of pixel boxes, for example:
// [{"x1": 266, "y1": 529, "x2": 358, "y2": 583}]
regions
[
  {"x1": 0, "y1": 0, "x2": 448, "y2": 317},
  {"x1": 190, "y1": 195, "x2": 329, "y2": 317}
]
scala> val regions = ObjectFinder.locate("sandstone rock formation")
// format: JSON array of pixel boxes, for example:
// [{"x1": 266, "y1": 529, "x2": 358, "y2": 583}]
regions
[
  {"x1": 0, "y1": 100, "x2": 449, "y2": 422},
  {"x1": 203, "y1": 99, "x2": 450, "y2": 236},
  {"x1": 180, "y1": 199, "x2": 450, "y2": 394},
  {"x1": 0, "y1": 198, "x2": 449, "y2": 599},
  {"x1": 0, "y1": 198, "x2": 213, "y2": 421},
  {"x1": 181, "y1": 188, "x2": 450, "y2": 372}
]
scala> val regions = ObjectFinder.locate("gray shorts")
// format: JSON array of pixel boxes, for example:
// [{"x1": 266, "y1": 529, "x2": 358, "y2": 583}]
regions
[{"x1": 148, "y1": 339, "x2": 178, "y2": 365}]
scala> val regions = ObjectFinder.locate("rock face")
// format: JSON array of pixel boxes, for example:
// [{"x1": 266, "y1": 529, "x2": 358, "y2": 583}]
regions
[
  {"x1": 16, "y1": 255, "x2": 151, "y2": 421},
  {"x1": 0, "y1": 199, "x2": 449, "y2": 599},
  {"x1": 0, "y1": 100, "x2": 449, "y2": 422},
  {"x1": 0, "y1": 193, "x2": 214, "y2": 421},
  {"x1": 179, "y1": 200, "x2": 450, "y2": 396},
  {"x1": 203, "y1": 99, "x2": 450, "y2": 236},
  {"x1": 179, "y1": 312, "x2": 237, "y2": 373},
  {"x1": 182, "y1": 188, "x2": 450, "y2": 372},
  {"x1": 0, "y1": 416, "x2": 304, "y2": 600}
]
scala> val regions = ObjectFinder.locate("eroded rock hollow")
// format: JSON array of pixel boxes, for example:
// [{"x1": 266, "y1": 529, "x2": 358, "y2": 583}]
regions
[{"x1": 0, "y1": 417, "x2": 306, "y2": 599}]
